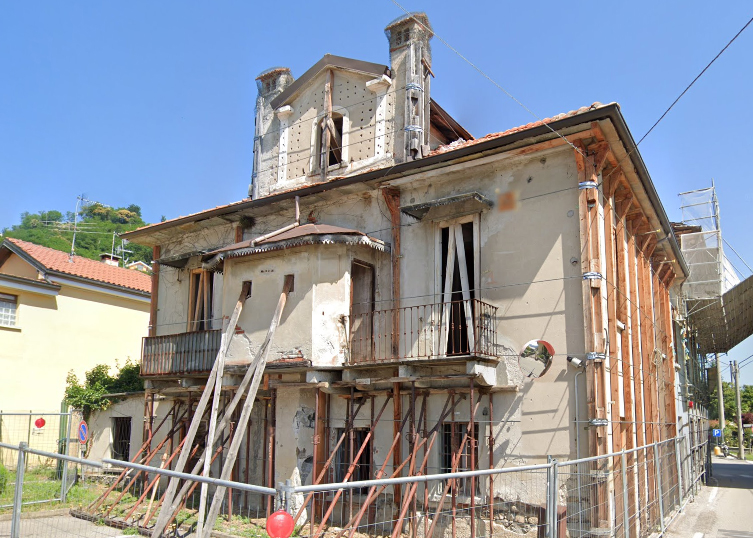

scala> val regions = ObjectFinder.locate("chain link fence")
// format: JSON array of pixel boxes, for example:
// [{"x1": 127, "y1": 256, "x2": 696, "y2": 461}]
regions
[{"x1": 0, "y1": 433, "x2": 708, "y2": 538}]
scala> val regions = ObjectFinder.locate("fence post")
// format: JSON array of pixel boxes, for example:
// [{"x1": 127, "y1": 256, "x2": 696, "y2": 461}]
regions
[
  {"x1": 674, "y1": 437, "x2": 683, "y2": 510},
  {"x1": 10, "y1": 442, "x2": 27, "y2": 538},
  {"x1": 546, "y1": 459, "x2": 558, "y2": 538},
  {"x1": 60, "y1": 408, "x2": 73, "y2": 502},
  {"x1": 653, "y1": 443, "x2": 665, "y2": 535},
  {"x1": 621, "y1": 452, "x2": 629, "y2": 538}
]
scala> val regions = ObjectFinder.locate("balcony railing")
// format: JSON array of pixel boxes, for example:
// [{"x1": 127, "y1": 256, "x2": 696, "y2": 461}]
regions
[
  {"x1": 141, "y1": 329, "x2": 221, "y2": 377},
  {"x1": 349, "y1": 298, "x2": 498, "y2": 364}
]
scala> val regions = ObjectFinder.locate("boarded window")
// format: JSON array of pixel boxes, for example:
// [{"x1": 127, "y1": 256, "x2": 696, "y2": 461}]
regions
[
  {"x1": 0, "y1": 293, "x2": 17, "y2": 327},
  {"x1": 188, "y1": 270, "x2": 214, "y2": 331},
  {"x1": 318, "y1": 112, "x2": 344, "y2": 169}
]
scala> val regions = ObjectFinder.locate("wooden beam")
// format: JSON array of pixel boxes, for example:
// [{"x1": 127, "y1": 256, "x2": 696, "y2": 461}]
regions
[
  {"x1": 202, "y1": 276, "x2": 294, "y2": 537},
  {"x1": 150, "y1": 280, "x2": 252, "y2": 537},
  {"x1": 149, "y1": 246, "x2": 160, "y2": 337}
]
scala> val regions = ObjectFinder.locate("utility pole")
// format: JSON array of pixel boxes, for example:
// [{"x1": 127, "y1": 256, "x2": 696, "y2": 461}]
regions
[
  {"x1": 734, "y1": 361, "x2": 745, "y2": 460},
  {"x1": 717, "y1": 354, "x2": 725, "y2": 433}
]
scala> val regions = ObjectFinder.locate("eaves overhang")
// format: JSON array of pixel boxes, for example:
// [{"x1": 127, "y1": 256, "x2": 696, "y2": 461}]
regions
[
  {"x1": 122, "y1": 103, "x2": 688, "y2": 278},
  {"x1": 270, "y1": 54, "x2": 391, "y2": 110},
  {"x1": 0, "y1": 273, "x2": 60, "y2": 296}
]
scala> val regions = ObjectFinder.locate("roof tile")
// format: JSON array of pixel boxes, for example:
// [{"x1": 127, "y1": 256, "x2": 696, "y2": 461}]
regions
[{"x1": 5, "y1": 238, "x2": 151, "y2": 294}]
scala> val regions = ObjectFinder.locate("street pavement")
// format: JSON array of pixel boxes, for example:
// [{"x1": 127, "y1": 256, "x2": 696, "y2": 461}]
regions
[{"x1": 666, "y1": 456, "x2": 753, "y2": 538}]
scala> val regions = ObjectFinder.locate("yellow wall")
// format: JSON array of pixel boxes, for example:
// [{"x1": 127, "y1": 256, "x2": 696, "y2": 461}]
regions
[{"x1": 0, "y1": 264, "x2": 150, "y2": 412}]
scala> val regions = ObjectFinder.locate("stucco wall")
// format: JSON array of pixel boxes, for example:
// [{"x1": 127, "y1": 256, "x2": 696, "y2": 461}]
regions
[{"x1": 0, "y1": 281, "x2": 149, "y2": 411}]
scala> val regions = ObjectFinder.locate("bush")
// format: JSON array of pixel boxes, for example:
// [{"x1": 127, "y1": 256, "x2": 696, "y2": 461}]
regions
[{"x1": 0, "y1": 463, "x2": 9, "y2": 495}]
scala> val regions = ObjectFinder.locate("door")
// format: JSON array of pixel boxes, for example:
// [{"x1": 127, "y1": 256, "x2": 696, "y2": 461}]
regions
[
  {"x1": 350, "y1": 261, "x2": 375, "y2": 363},
  {"x1": 439, "y1": 222, "x2": 476, "y2": 355}
]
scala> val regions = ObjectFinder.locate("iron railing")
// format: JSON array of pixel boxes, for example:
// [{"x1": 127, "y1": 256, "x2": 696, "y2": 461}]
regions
[
  {"x1": 141, "y1": 329, "x2": 222, "y2": 376},
  {"x1": 349, "y1": 298, "x2": 498, "y2": 364}
]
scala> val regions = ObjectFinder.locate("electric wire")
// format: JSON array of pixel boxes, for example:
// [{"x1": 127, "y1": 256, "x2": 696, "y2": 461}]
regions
[{"x1": 388, "y1": 0, "x2": 587, "y2": 160}]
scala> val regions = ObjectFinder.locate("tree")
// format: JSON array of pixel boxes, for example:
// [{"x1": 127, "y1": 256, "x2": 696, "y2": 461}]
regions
[
  {"x1": 2, "y1": 203, "x2": 152, "y2": 265},
  {"x1": 64, "y1": 360, "x2": 144, "y2": 421}
]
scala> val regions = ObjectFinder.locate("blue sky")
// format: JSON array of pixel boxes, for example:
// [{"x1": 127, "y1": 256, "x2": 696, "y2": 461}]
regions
[{"x1": 1, "y1": 1, "x2": 752, "y2": 381}]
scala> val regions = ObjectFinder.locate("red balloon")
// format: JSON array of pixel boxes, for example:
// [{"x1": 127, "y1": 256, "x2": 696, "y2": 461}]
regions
[
  {"x1": 266, "y1": 509, "x2": 294, "y2": 538},
  {"x1": 34, "y1": 418, "x2": 46, "y2": 429}
]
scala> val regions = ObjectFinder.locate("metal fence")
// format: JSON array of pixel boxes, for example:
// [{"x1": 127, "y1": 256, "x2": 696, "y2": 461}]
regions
[
  {"x1": 0, "y1": 410, "x2": 76, "y2": 512},
  {"x1": 0, "y1": 434, "x2": 708, "y2": 538}
]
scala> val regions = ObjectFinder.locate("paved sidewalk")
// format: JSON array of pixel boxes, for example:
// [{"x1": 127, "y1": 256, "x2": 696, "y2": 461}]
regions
[
  {"x1": 665, "y1": 457, "x2": 753, "y2": 538},
  {"x1": 0, "y1": 514, "x2": 125, "y2": 538}
]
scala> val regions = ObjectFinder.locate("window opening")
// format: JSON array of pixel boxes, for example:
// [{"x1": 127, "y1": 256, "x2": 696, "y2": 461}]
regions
[
  {"x1": 0, "y1": 293, "x2": 17, "y2": 327},
  {"x1": 350, "y1": 261, "x2": 375, "y2": 363},
  {"x1": 333, "y1": 427, "x2": 372, "y2": 492},
  {"x1": 441, "y1": 422, "x2": 479, "y2": 496},
  {"x1": 440, "y1": 222, "x2": 475, "y2": 355},
  {"x1": 188, "y1": 270, "x2": 214, "y2": 331},
  {"x1": 112, "y1": 417, "x2": 132, "y2": 461},
  {"x1": 318, "y1": 112, "x2": 344, "y2": 169}
]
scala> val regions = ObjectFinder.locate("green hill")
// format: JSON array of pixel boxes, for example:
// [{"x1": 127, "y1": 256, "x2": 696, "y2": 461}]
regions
[{"x1": 1, "y1": 203, "x2": 153, "y2": 265}]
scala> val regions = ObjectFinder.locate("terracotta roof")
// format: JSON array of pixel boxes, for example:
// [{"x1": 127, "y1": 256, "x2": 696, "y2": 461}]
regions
[
  {"x1": 4, "y1": 238, "x2": 151, "y2": 294},
  {"x1": 428, "y1": 102, "x2": 607, "y2": 157}
]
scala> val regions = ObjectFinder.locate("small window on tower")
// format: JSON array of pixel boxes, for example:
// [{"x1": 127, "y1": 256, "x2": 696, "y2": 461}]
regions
[{"x1": 317, "y1": 112, "x2": 344, "y2": 168}]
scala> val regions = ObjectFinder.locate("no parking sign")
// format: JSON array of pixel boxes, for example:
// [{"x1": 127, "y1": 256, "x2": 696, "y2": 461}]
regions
[{"x1": 78, "y1": 420, "x2": 89, "y2": 444}]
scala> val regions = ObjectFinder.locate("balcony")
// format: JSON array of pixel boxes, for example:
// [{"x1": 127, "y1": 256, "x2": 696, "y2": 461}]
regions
[
  {"x1": 349, "y1": 298, "x2": 498, "y2": 365},
  {"x1": 141, "y1": 329, "x2": 221, "y2": 377},
  {"x1": 141, "y1": 299, "x2": 499, "y2": 376}
]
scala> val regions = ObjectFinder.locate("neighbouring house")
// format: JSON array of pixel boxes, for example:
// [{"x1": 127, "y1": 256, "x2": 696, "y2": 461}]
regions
[
  {"x1": 113, "y1": 13, "x2": 711, "y2": 536},
  {"x1": 0, "y1": 238, "x2": 152, "y2": 414}
]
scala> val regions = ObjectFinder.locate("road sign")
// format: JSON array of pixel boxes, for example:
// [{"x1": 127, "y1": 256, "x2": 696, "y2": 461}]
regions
[
  {"x1": 78, "y1": 420, "x2": 89, "y2": 444},
  {"x1": 712, "y1": 428, "x2": 722, "y2": 437}
]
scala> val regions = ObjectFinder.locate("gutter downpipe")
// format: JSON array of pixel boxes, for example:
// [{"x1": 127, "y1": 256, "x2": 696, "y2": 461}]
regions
[{"x1": 574, "y1": 368, "x2": 584, "y2": 533}]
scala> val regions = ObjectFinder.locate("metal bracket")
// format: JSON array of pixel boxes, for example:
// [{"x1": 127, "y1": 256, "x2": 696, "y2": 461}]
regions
[
  {"x1": 586, "y1": 352, "x2": 606, "y2": 362},
  {"x1": 579, "y1": 180, "x2": 598, "y2": 190},
  {"x1": 582, "y1": 272, "x2": 603, "y2": 281}
]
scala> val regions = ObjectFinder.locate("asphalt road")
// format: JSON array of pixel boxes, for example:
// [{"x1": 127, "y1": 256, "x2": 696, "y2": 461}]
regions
[{"x1": 666, "y1": 456, "x2": 753, "y2": 538}]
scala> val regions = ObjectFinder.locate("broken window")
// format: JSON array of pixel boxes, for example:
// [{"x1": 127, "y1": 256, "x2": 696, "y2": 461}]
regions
[
  {"x1": 188, "y1": 269, "x2": 214, "y2": 331},
  {"x1": 441, "y1": 422, "x2": 480, "y2": 496},
  {"x1": 112, "y1": 417, "x2": 132, "y2": 461},
  {"x1": 333, "y1": 428, "x2": 372, "y2": 491},
  {"x1": 317, "y1": 112, "x2": 344, "y2": 169},
  {"x1": 438, "y1": 220, "x2": 477, "y2": 355},
  {"x1": 0, "y1": 293, "x2": 17, "y2": 327}
]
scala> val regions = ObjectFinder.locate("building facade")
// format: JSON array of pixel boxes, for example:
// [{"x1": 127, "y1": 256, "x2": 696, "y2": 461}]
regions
[
  {"x1": 119, "y1": 13, "x2": 702, "y2": 536},
  {"x1": 0, "y1": 238, "x2": 151, "y2": 412}
]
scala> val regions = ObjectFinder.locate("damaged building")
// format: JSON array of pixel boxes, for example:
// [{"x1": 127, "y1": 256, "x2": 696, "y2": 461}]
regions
[{"x1": 106, "y1": 12, "x2": 707, "y2": 538}]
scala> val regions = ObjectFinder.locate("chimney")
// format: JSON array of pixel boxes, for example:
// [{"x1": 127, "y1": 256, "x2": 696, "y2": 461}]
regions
[
  {"x1": 385, "y1": 13, "x2": 433, "y2": 162},
  {"x1": 99, "y1": 253, "x2": 121, "y2": 267},
  {"x1": 250, "y1": 67, "x2": 295, "y2": 199}
]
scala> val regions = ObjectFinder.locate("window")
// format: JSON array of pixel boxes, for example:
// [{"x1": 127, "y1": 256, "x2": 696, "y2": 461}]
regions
[
  {"x1": 188, "y1": 270, "x2": 214, "y2": 331},
  {"x1": 0, "y1": 293, "x2": 17, "y2": 327},
  {"x1": 333, "y1": 428, "x2": 372, "y2": 492},
  {"x1": 318, "y1": 112, "x2": 344, "y2": 168},
  {"x1": 112, "y1": 417, "x2": 132, "y2": 461},
  {"x1": 350, "y1": 261, "x2": 375, "y2": 363},
  {"x1": 441, "y1": 422, "x2": 480, "y2": 496},
  {"x1": 310, "y1": 108, "x2": 349, "y2": 173},
  {"x1": 438, "y1": 220, "x2": 478, "y2": 355}
]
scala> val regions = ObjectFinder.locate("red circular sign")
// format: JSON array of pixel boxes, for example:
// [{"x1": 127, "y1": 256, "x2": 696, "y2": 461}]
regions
[
  {"x1": 266, "y1": 509, "x2": 294, "y2": 538},
  {"x1": 34, "y1": 418, "x2": 46, "y2": 429}
]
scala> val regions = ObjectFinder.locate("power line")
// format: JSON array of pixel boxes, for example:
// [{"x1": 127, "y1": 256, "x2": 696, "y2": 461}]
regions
[
  {"x1": 601, "y1": 14, "x2": 753, "y2": 187},
  {"x1": 388, "y1": 0, "x2": 587, "y2": 159},
  {"x1": 636, "y1": 15, "x2": 753, "y2": 147}
]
